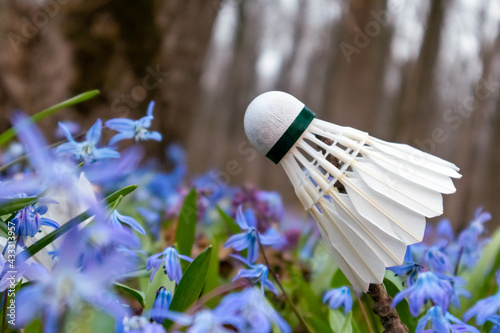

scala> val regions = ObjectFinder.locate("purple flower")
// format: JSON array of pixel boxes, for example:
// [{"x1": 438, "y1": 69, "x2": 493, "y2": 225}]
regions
[
  {"x1": 57, "y1": 119, "x2": 120, "y2": 163},
  {"x1": 224, "y1": 206, "x2": 283, "y2": 264},
  {"x1": 323, "y1": 287, "x2": 352, "y2": 314},
  {"x1": 416, "y1": 306, "x2": 479, "y2": 333},
  {"x1": 105, "y1": 101, "x2": 162, "y2": 145},
  {"x1": 392, "y1": 271, "x2": 453, "y2": 316},
  {"x1": 146, "y1": 247, "x2": 193, "y2": 283},
  {"x1": 109, "y1": 210, "x2": 146, "y2": 235},
  {"x1": 231, "y1": 254, "x2": 278, "y2": 294},
  {"x1": 150, "y1": 287, "x2": 172, "y2": 324},
  {"x1": 231, "y1": 186, "x2": 284, "y2": 230},
  {"x1": 464, "y1": 290, "x2": 500, "y2": 325}
]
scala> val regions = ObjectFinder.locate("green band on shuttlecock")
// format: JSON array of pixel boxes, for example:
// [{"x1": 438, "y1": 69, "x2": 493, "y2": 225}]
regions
[{"x1": 266, "y1": 106, "x2": 315, "y2": 164}]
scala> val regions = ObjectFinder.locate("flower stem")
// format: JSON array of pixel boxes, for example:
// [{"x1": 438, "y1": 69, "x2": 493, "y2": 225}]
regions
[
  {"x1": 354, "y1": 290, "x2": 375, "y2": 333},
  {"x1": 256, "y1": 234, "x2": 314, "y2": 333}
]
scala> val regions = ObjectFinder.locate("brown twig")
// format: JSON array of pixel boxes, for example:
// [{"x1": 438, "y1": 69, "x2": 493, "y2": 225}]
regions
[
  {"x1": 367, "y1": 283, "x2": 408, "y2": 333},
  {"x1": 256, "y1": 234, "x2": 314, "y2": 333}
]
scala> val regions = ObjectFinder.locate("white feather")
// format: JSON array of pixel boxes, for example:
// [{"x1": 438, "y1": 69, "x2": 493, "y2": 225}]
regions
[
  {"x1": 361, "y1": 150, "x2": 457, "y2": 194},
  {"x1": 353, "y1": 161, "x2": 444, "y2": 217}
]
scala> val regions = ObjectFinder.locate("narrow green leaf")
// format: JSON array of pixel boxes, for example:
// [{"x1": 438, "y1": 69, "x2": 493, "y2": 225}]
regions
[
  {"x1": 20, "y1": 185, "x2": 137, "y2": 260},
  {"x1": 0, "y1": 90, "x2": 100, "y2": 146},
  {"x1": 114, "y1": 282, "x2": 146, "y2": 308},
  {"x1": 175, "y1": 188, "x2": 197, "y2": 257},
  {"x1": 340, "y1": 312, "x2": 353, "y2": 333},
  {"x1": 202, "y1": 237, "x2": 220, "y2": 308},
  {"x1": 164, "y1": 246, "x2": 213, "y2": 329},
  {"x1": 216, "y1": 206, "x2": 240, "y2": 234},
  {"x1": 0, "y1": 197, "x2": 39, "y2": 216},
  {"x1": 0, "y1": 222, "x2": 8, "y2": 239},
  {"x1": 383, "y1": 276, "x2": 417, "y2": 332}
]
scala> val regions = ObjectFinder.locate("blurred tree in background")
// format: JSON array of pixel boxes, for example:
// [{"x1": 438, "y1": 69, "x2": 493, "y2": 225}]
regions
[{"x1": 0, "y1": 0, "x2": 499, "y2": 229}]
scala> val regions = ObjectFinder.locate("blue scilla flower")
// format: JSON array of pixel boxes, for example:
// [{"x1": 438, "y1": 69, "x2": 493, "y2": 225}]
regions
[
  {"x1": 416, "y1": 306, "x2": 479, "y2": 333},
  {"x1": 80, "y1": 223, "x2": 140, "y2": 267},
  {"x1": 105, "y1": 101, "x2": 162, "y2": 145},
  {"x1": 152, "y1": 308, "x2": 240, "y2": 333},
  {"x1": 136, "y1": 207, "x2": 161, "y2": 237},
  {"x1": 147, "y1": 247, "x2": 193, "y2": 283},
  {"x1": 388, "y1": 246, "x2": 423, "y2": 286},
  {"x1": 109, "y1": 209, "x2": 146, "y2": 235},
  {"x1": 12, "y1": 197, "x2": 59, "y2": 247},
  {"x1": 323, "y1": 286, "x2": 353, "y2": 314},
  {"x1": 224, "y1": 206, "x2": 283, "y2": 264},
  {"x1": 0, "y1": 252, "x2": 48, "y2": 291},
  {"x1": 121, "y1": 316, "x2": 166, "y2": 333},
  {"x1": 57, "y1": 119, "x2": 120, "y2": 163},
  {"x1": 150, "y1": 287, "x2": 173, "y2": 324},
  {"x1": 15, "y1": 227, "x2": 136, "y2": 333},
  {"x1": 489, "y1": 315, "x2": 500, "y2": 333},
  {"x1": 231, "y1": 254, "x2": 278, "y2": 294},
  {"x1": 437, "y1": 219, "x2": 454, "y2": 242},
  {"x1": 464, "y1": 288, "x2": 500, "y2": 325},
  {"x1": 392, "y1": 271, "x2": 453, "y2": 316},
  {"x1": 216, "y1": 287, "x2": 291, "y2": 333},
  {"x1": 448, "y1": 275, "x2": 470, "y2": 308},
  {"x1": 424, "y1": 241, "x2": 453, "y2": 274},
  {"x1": 456, "y1": 207, "x2": 491, "y2": 269},
  {"x1": 188, "y1": 310, "x2": 239, "y2": 333}
]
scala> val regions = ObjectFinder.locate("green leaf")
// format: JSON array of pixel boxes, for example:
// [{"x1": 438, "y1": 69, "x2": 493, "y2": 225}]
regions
[
  {"x1": 340, "y1": 312, "x2": 353, "y2": 333},
  {"x1": 289, "y1": 268, "x2": 327, "y2": 319},
  {"x1": 114, "y1": 282, "x2": 146, "y2": 308},
  {"x1": 216, "y1": 206, "x2": 240, "y2": 234},
  {"x1": 0, "y1": 90, "x2": 100, "y2": 146},
  {"x1": 145, "y1": 268, "x2": 176, "y2": 311},
  {"x1": 0, "y1": 222, "x2": 7, "y2": 239},
  {"x1": 0, "y1": 197, "x2": 39, "y2": 216},
  {"x1": 21, "y1": 185, "x2": 137, "y2": 260},
  {"x1": 384, "y1": 275, "x2": 417, "y2": 332},
  {"x1": 175, "y1": 188, "x2": 197, "y2": 258},
  {"x1": 460, "y1": 226, "x2": 500, "y2": 315},
  {"x1": 202, "y1": 237, "x2": 220, "y2": 308},
  {"x1": 329, "y1": 309, "x2": 346, "y2": 333},
  {"x1": 330, "y1": 268, "x2": 351, "y2": 288},
  {"x1": 164, "y1": 246, "x2": 213, "y2": 329},
  {"x1": 307, "y1": 314, "x2": 334, "y2": 333}
]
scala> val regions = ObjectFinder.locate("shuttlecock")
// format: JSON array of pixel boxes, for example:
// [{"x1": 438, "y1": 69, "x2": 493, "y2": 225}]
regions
[{"x1": 244, "y1": 91, "x2": 461, "y2": 292}]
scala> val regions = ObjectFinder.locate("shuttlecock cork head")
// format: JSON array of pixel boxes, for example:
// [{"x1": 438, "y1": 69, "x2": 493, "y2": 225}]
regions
[{"x1": 244, "y1": 91, "x2": 315, "y2": 164}]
